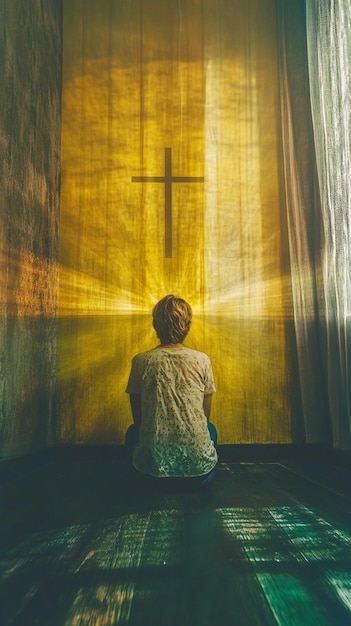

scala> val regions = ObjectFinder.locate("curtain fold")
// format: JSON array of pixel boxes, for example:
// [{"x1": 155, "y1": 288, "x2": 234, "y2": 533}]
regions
[
  {"x1": 306, "y1": 0, "x2": 351, "y2": 448},
  {"x1": 276, "y1": 0, "x2": 331, "y2": 443}
]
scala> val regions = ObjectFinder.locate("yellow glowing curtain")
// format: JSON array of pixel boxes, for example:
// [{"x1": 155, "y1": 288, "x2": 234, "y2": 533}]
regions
[{"x1": 58, "y1": 0, "x2": 303, "y2": 444}]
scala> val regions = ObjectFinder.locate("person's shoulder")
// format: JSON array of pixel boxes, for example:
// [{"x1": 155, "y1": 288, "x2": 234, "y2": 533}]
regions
[
  {"x1": 132, "y1": 347, "x2": 159, "y2": 362},
  {"x1": 183, "y1": 346, "x2": 211, "y2": 361}
]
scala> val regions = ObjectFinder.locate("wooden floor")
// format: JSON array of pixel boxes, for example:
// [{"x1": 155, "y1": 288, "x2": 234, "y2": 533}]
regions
[{"x1": 1, "y1": 446, "x2": 351, "y2": 625}]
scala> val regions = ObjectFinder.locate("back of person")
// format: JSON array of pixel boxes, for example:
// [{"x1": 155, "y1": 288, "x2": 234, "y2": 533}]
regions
[
  {"x1": 126, "y1": 344, "x2": 218, "y2": 477},
  {"x1": 125, "y1": 294, "x2": 218, "y2": 486}
]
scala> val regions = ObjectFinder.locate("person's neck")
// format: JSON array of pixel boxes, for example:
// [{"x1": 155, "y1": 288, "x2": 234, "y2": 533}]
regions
[{"x1": 160, "y1": 342, "x2": 183, "y2": 348}]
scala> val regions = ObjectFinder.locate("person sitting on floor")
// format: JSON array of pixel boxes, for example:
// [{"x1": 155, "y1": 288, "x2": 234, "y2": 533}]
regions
[{"x1": 125, "y1": 294, "x2": 218, "y2": 488}]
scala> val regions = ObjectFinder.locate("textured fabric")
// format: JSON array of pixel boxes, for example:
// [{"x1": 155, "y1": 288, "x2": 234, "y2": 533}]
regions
[
  {"x1": 306, "y1": 0, "x2": 351, "y2": 448},
  {"x1": 59, "y1": 0, "x2": 301, "y2": 447},
  {"x1": 276, "y1": 0, "x2": 330, "y2": 444},
  {"x1": 126, "y1": 346, "x2": 218, "y2": 477}
]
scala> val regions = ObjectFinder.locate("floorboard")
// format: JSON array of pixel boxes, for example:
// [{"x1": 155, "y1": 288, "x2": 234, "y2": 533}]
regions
[{"x1": 1, "y1": 448, "x2": 351, "y2": 625}]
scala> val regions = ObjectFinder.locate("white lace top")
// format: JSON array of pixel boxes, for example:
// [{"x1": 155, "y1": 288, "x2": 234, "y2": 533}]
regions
[{"x1": 126, "y1": 345, "x2": 218, "y2": 477}]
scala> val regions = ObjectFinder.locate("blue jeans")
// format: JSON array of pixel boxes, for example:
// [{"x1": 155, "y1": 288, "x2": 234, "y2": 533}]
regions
[{"x1": 125, "y1": 422, "x2": 218, "y2": 488}]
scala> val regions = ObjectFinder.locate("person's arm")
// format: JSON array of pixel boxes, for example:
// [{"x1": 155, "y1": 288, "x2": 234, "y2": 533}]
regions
[
  {"x1": 129, "y1": 394, "x2": 142, "y2": 427},
  {"x1": 203, "y1": 394, "x2": 213, "y2": 420}
]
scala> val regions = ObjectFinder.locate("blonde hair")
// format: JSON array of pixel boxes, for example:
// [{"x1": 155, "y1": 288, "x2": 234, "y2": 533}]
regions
[{"x1": 152, "y1": 295, "x2": 192, "y2": 344}]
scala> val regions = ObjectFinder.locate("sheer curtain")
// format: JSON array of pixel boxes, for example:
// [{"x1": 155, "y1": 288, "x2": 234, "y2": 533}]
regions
[
  {"x1": 277, "y1": 0, "x2": 331, "y2": 444},
  {"x1": 306, "y1": 0, "x2": 351, "y2": 448}
]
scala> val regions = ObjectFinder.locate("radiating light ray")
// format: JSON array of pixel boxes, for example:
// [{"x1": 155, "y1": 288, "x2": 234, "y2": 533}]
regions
[
  {"x1": 57, "y1": 311, "x2": 294, "y2": 444},
  {"x1": 203, "y1": 274, "x2": 295, "y2": 319},
  {"x1": 59, "y1": 260, "x2": 297, "y2": 318},
  {"x1": 58, "y1": 264, "x2": 152, "y2": 316},
  {"x1": 60, "y1": 35, "x2": 290, "y2": 319},
  {"x1": 58, "y1": 274, "x2": 297, "y2": 318}
]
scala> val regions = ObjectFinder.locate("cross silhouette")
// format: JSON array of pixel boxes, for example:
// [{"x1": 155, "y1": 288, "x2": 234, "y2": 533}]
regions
[{"x1": 132, "y1": 147, "x2": 204, "y2": 258}]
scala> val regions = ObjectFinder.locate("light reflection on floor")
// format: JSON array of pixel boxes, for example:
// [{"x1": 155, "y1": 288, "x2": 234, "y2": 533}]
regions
[
  {"x1": 0, "y1": 511, "x2": 184, "y2": 626},
  {"x1": 2, "y1": 499, "x2": 351, "y2": 624},
  {"x1": 327, "y1": 573, "x2": 351, "y2": 612},
  {"x1": 219, "y1": 505, "x2": 351, "y2": 625},
  {"x1": 66, "y1": 510, "x2": 183, "y2": 625}
]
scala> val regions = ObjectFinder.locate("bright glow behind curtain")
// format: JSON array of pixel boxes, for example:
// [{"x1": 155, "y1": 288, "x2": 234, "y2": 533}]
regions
[
  {"x1": 58, "y1": 0, "x2": 301, "y2": 444},
  {"x1": 306, "y1": 0, "x2": 351, "y2": 448}
]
